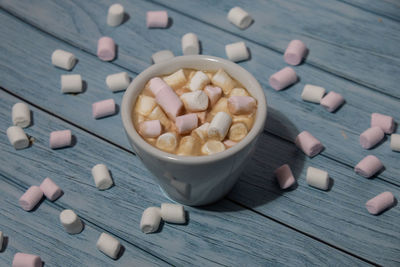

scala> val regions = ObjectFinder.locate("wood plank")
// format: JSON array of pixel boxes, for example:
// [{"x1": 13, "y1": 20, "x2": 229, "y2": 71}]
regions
[
  {"x1": 0, "y1": 91, "x2": 368, "y2": 266},
  {"x1": 338, "y1": 0, "x2": 400, "y2": 22}
]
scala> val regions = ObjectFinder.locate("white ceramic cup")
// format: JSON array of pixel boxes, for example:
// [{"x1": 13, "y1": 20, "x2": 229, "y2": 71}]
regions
[{"x1": 121, "y1": 55, "x2": 267, "y2": 206}]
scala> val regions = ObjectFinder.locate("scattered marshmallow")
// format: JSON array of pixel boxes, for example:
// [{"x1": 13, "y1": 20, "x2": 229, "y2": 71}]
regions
[
  {"x1": 7, "y1": 126, "x2": 29, "y2": 150},
  {"x1": 163, "y1": 69, "x2": 187, "y2": 89},
  {"x1": 274, "y1": 164, "x2": 296, "y2": 189},
  {"x1": 284, "y1": 40, "x2": 307, "y2": 66},
  {"x1": 359, "y1": 127, "x2": 384, "y2": 149},
  {"x1": 12, "y1": 103, "x2": 31, "y2": 128},
  {"x1": 91, "y1": 164, "x2": 114, "y2": 190},
  {"x1": 211, "y1": 69, "x2": 235, "y2": 94},
  {"x1": 92, "y1": 99, "x2": 116, "y2": 119},
  {"x1": 151, "y1": 50, "x2": 174, "y2": 64},
  {"x1": 223, "y1": 139, "x2": 237, "y2": 148},
  {"x1": 182, "y1": 33, "x2": 199, "y2": 55},
  {"x1": 228, "y1": 123, "x2": 248, "y2": 142},
  {"x1": 177, "y1": 136, "x2": 197, "y2": 156},
  {"x1": 12, "y1": 253, "x2": 42, "y2": 267},
  {"x1": 204, "y1": 85, "x2": 222, "y2": 106},
  {"x1": 156, "y1": 132, "x2": 178, "y2": 152},
  {"x1": 192, "y1": 122, "x2": 210, "y2": 143},
  {"x1": 269, "y1": 67, "x2": 297, "y2": 91},
  {"x1": 148, "y1": 106, "x2": 171, "y2": 129},
  {"x1": 208, "y1": 111, "x2": 232, "y2": 141},
  {"x1": 106, "y1": 72, "x2": 130, "y2": 92},
  {"x1": 49, "y1": 130, "x2": 72, "y2": 149},
  {"x1": 228, "y1": 96, "x2": 256, "y2": 115},
  {"x1": 180, "y1": 90, "x2": 209, "y2": 112},
  {"x1": 366, "y1": 192, "x2": 395, "y2": 215},
  {"x1": 189, "y1": 71, "x2": 210, "y2": 91},
  {"x1": 61, "y1": 74, "x2": 82, "y2": 93},
  {"x1": 97, "y1": 37, "x2": 116, "y2": 61},
  {"x1": 230, "y1": 88, "x2": 249, "y2": 97},
  {"x1": 51, "y1": 49, "x2": 77, "y2": 70},
  {"x1": 107, "y1": 4, "x2": 124, "y2": 27},
  {"x1": 140, "y1": 207, "x2": 162, "y2": 233},
  {"x1": 40, "y1": 177, "x2": 62, "y2": 201},
  {"x1": 135, "y1": 95, "x2": 157, "y2": 116},
  {"x1": 97, "y1": 233, "x2": 121, "y2": 259},
  {"x1": 301, "y1": 84, "x2": 326, "y2": 103},
  {"x1": 139, "y1": 120, "x2": 162, "y2": 138},
  {"x1": 354, "y1": 155, "x2": 383, "y2": 178},
  {"x1": 147, "y1": 11, "x2": 168, "y2": 28},
  {"x1": 391, "y1": 134, "x2": 400, "y2": 152},
  {"x1": 227, "y1": 7, "x2": 253, "y2": 29},
  {"x1": 19, "y1": 186, "x2": 43, "y2": 211},
  {"x1": 320, "y1": 91, "x2": 345, "y2": 112},
  {"x1": 59, "y1": 209, "x2": 83, "y2": 234},
  {"x1": 306, "y1": 167, "x2": 329, "y2": 190},
  {"x1": 201, "y1": 140, "x2": 226, "y2": 155},
  {"x1": 152, "y1": 79, "x2": 183, "y2": 120},
  {"x1": 160, "y1": 203, "x2": 186, "y2": 224},
  {"x1": 371, "y1": 113, "x2": 395, "y2": 134},
  {"x1": 225, "y1": 41, "x2": 249, "y2": 62},
  {"x1": 175, "y1": 113, "x2": 198, "y2": 134},
  {"x1": 295, "y1": 131, "x2": 323, "y2": 157}
]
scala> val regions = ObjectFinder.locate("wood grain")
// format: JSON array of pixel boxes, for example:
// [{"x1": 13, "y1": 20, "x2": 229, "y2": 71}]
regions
[{"x1": 338, "y1": 0, "x2": 400, "y2": 22}]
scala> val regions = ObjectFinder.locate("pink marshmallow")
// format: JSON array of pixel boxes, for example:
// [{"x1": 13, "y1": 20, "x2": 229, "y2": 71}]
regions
[
  {"x1": 359, "y1": 127, "x2": 384, "y2": 149},
  {"x1": 12, "y1": 253, "x2": 42, "y2": 267},
  {"x1": 365, "y1": 191, "x2": 395, "y2": 215},
  {"x1": 149, "y1": 77, "x2": 167, "y2": 96},
  {"x1": 320, "y1": 91, "x2": 345, "y2": 112},
  {"x1": 223, "y1": 140, "x2": 237, "y2": 148},
  {"x1": 147, "y1": 11, "x2": 168, "y2": 28},
  {"x1": 40, "y1": 177, "x2": 62, "y2": 201},
  {"x1": 155, "y1": 85, "x2": 183, "y2": 121},
  {"x1": 204, "y1": 86, "x2": 222, "y2": 106},
  {"x1": 227, "y1": 96, "x2": 257, "y2": 115},
  {"x1": 139, "y1": 120, "x2": 162, "y2": 138},
  {"x1": 371, "y1": 113, "x2": 395, "y2": 134},
  {"x1": 274, "y1": 164, "x2": 296, "y2": 189},
  {"x1": 354, "y1": 155, "x2": 383, "y2": 178},
  {"x1": 97, "y1": 36, "x2": 116, "y2": 61},
  {"x1": 175, "y1": 113, "x2": 198, "y2": 134},
  {"x1": 269, "y1": 67, "x2": 297, "y2": 91},
  {"x1": 295, "y1": 131, "x2": 324, "y2": 157},
  {"x1": 19, "y1": 186, "x2": 43, "y2": 211},
  {"x1": 49, "y1": 130, "x2": 72, "y2": 149},
  {"x1": 92, "y1": 99, "x2": 116, "y2": 119},
  {"x1": 284, "y1": 40, "x2": 307, "y2": 65}
]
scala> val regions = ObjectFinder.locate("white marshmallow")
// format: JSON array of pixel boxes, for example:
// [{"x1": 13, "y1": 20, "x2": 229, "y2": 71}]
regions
[
  {"x1": 208, "y1": 111, "x2": 232, "y2": 141},
  {"x1": 91, "y1": 164, "x2": 114, "y2": 190},
  {"x1": 96, "y1": 233, "x2": 121, "y2": 259},
  {"x1": 180, "y1": 90, "x2": 209, "y2": 112},
  {"x1": 192, "y1": 122, "x2": 210, "y2": 143},
  {"x1": 391, "y1": 134, "x2": 400, "y2": 152},
  {"x1": 230, "y1": 88, "x2": 249, "y2": 97},
  {"x1": 135, "y1": 95, "x2": 157, "y2": 116},
  {"x1": 160, "y1": 203, "x2": 186, "y2": 224},
  {"x1": 225, "y1": 41, "x2": 249, "y2": 62},
  {"x1": 211, "y1": 69, "x2": 235, "y2": 94},
  {"x1": 61, "y1": 74, "x2": 83, "y2": 93},
  {"x1": 156, "y1": 132, "x2": 177, "y2": 152},
  {"x1": 182, "y1": 33, "x2": 200, "y2": 55},
  {"x1": 301, "y1": 84, "x2": 326, "y2": 103},
  {"x1": 140, "y1": 207, "x2": 162, "y2": 234},
  {"x1": 51, "y1": 49, "x2": 77, "y2": 70},
  {"x1": 228, "y1": 123, "x2": 248, "y2": 142},
  {"x1": 106, "y1": 72, "x2": 130, "y2": 92},
  {"x1": 147, "y1": 106, "x2": 171, "y2": 129},
  {"x1": 306, "y1": 167, "x2": 330, "y2": 190},
  {"x1": 107, "y1": 4, "x2": 124, "y2": 27},
  {"x1": 163, "y1": 69, "x2": 187, "y2": 89},
  {"x1": 201, "y1": 140, "x2": 226, "y2": 155},
  {"x1": 189, "y1": 71, "x2": 210, "y2": 91},
  {"x1": 232, "y1": 115, "x2": 254, "y2": 130},
  {"x1": 152, "y1": 50, "x2": 174, "y2": 64},
  {"x1": 210, "y1": 97, "x2": 229, "y2": 116},
  {"x1": 177, "y1": 136, "x2": 197, "y2": 156},
  {"x1": 7, "y1": 126, "x2": 29, "y2": 150},
  {"x1": 59, "y1": 209, "x2": 83, "y2": 234},
  {"x1": 227, "y1": 7, "x2": 253, "y2": 29},
  {"x1": 12, "y1": 102, "x2": 31, "y2": 128},
  {"x1": 0, "y1": 231, "x2": 3, "y2": 251}
]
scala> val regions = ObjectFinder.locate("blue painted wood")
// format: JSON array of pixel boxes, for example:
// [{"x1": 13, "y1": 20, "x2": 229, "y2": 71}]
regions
[
  {"x1": 0, "y1": 91, "x2": 369, "y2": 266},
  {"x1": 338, "y1": 0, "x2": 400, "y2": 22}
]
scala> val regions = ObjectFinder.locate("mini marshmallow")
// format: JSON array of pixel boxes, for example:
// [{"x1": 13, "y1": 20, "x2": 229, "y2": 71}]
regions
[
  {"x1": 189, "y1": 71, "x2": 210, "y2": 91},
  {"x1": 151, "y1": 50, "x2": 174, "y2": 64},
  {"x1": 152, "y1": 80, "x2": 183, "y2": 120},
  {"x1": 295, "y1": 131, "x2": 323, "y2": 157},
  {"x1": 210, "y1": 97, "x2": 229, "y2": 116},
  {"x1": 359, "y1": 127, "x2": 384, "y2": 149},
  {"x1": 284, "y1": 40, "x2": 307, "y2": 66},
  {"x1": 269, "y1": 67, "x2": 297, "y2": 91},
  {"x1": 233, "y1": 114, "x2": 254, "y2": 129},
  {"x1": 228, "y1": 96, "x2": 256, "y2": 115},
  {"x1": 40, "y1": 177, "x2": 62, "y2": 201},
  {"x1": 180, "y1": 90, "x2": 209, "y2": 112},
  {"x1": 177, "y1": 136, "x2": 197, "y2": 156},
  {"x1": 92, "y1": 99, "x2": 116, "y2": 119},
  {"x1": 163, "y1": 69, "x2": 187, "y2": 89},
  {"x1": 147, "y1": 11, "x2": 168, "y2": 28},
  {"x1": 61, "y1": 74, "x2": 82, "y2": 93},
  {"x1": 0, "y1": 231, "x2": 3, "y2": 251},
  {"x1": 371, "y1": 113, "x2": 395, "y2": 134},
  {"x1": 149, "y1": 77, "x2": 167, "y2": 96},
  {"x1": 135, "y1": 95, "x2": 157, "y2": 116},
  {"x1": 182, "y1": 33, "x2": 199, "y2": 55},
  {"x1": 139, "y1": 120, "x2": 162, "y2": 138},
  {"x1": 208, "y1": 111, "x2": 232, "y2": 141},
  {"x1": 92, "y1": 164, "x2": 114, "y2": 190},
  {"x1": 60, "y1": 209, "x2": 83, "y2": 234},
  {"x1": 366, "y1": 192, "x2": 395, "y2": 215},
  {"x1": 211, "y1": 69, "x2": 235, "y2": 94},
  {"x1": 227, "y1": 7, "x2": 253, "y2": 29},
  {"x1": 228, "y1": 123, "x2": 248, "y2": 142},
  {"x1": 301, "y1": 84, "x2": 326, "y2": 103},
  {"x1": 306, "y1": 167, "x2": 329, "y2": 190},
  {"x1": 12, "y1": 103, "x2": 31, "y2": 128},
  {"x1": 391, "y1": 134, "x2": 400, "y2": 152},
  {"x1": 160, "y1": 203, "x2": 186, "y2": 224},
  {"x1": 156, "y1": 132, "x2": 177, "y2": 152},
  {"x1": 175, "y1": 113, "x2": 198, "y2": 134},
  {"x1": 274, "y1": 164, "x2": 296, "y2": 189},
  {"x1": 230, "y1": 88, "x2": 249, "y2": 97},
  {"x1": 140, "y1": 207, "x2": 162, "y2": 233},
  {"x1": 201, "y1": 140, "x2": 226, "y2": 155},
  {"x1": 106, "y1": 72, "x2": 130, "y2": 92},
  {"x1": 225, "y1": 41, "x2": 249, "y2": 62},
  {"x1": 97, "y1": 233, "x2": 121, "y2": 259},
  {"x1": 223, "y1": 139, "x2": 237, "y2": 148},
  {"x1": 148, "y1": 106, "x2": 171, "y2": 129},
  {"x1": 107, "y1": 4, "x2": 124, "y2": 27},
  {"x1": 195, "y1": 111, "x2": 207, "y2": 124},
  {"x1": 354, "y1": 155, "x2": 383, "y2": 178},
  {"x1": 49, "y1": 130, "x2": 72, "y2": 149},
  {"x1": 7, "y1": 126, "x2": 29, "y2": 150},
  {"x1": 12, "y1": 253, "x2": 42, "y2": 267},
  {"x1": 204, "y1": 86, "x2": 222, "y2": 106},
  {"x1": 320, "y1": 91, "x2": 345, "y2": 112},
  {"x1": 51, "y1": 49, "x2": 77, "y2": 70},
  {"x1": 192, "y1": 122, "x2": 210, "y2": 143},
  {"x1": 97, "y1": 37, "x2": 115, "y2": 61},
  {"x1": 19, "y1": 186, "x2": 43, "y2": 211}
]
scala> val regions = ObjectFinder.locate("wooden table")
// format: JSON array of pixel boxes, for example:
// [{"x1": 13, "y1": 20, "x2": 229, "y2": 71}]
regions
[{"x1": 0, "y1": 0, "x2": 399, "y2": 266}]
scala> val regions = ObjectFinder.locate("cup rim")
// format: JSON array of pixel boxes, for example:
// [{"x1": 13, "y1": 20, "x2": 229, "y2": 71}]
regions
[{"x1": 121, "y1": 55, "x2": 267, "y2": 165}]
